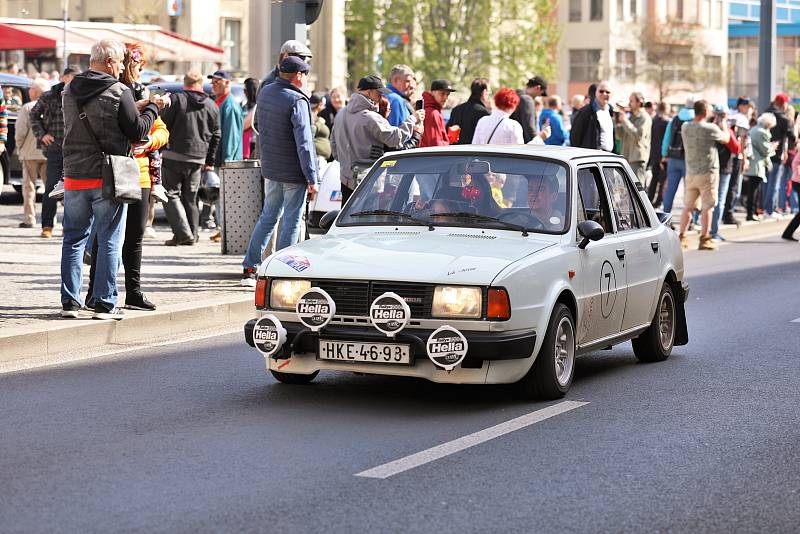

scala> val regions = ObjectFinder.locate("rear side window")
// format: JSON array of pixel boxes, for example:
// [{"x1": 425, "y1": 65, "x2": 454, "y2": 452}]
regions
[{"x1": 602, "y1": 166, "x2": 649, "y2": 231}]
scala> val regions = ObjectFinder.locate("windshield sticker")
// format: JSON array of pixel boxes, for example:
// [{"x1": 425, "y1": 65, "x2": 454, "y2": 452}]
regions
[
  {"x1": 276, "y1": 254, "x2": 310, "y2": 272},
  {"x1": 380, "y1": 160, "x2": 396, "y2": 167}
]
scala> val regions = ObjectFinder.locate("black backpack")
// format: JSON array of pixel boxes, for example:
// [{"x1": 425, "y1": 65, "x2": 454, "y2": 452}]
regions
[{"x1": 666, "y1": 116, "x2": 686, "y2": 160}]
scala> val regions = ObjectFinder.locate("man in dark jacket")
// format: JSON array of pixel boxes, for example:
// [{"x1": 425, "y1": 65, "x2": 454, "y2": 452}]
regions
[
  {"x1": 647, "y1": 102, "x2": 670, "y2": 207},
  {"x1": 241, "y1": 56, "x2": 319, "y2": 286},
  {"x1": 160, "y1": 70, "x2": 221, "y2": 245},
  {"x1": 510, "y1": 76, "x2": 546, "y2": 143},
  {"x1": 764, "y1": 93, "x2": 796, "y2": 215},
  {"x1": 60, "y1": 40, "x2": 167, "y2": 320},
  {"x1": 30, "y1": 65, "x2": 78, "y2": 237},
  {"x1": 447, "y1": 78, "x2": 491, "y2": 144},
  {"x1": 569, "y1": 80, "x2": 615, "y2": 151}
]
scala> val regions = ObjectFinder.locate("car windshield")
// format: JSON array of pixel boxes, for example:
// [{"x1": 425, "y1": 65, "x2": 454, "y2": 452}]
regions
[{"x1": 338, "y1": 154, "x2": 570, "y2": 234}]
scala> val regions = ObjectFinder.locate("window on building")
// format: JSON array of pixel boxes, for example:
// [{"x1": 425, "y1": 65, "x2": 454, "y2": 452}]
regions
[
  {"x1": 615, "y1": 50, "x2": 636, "y2": 82},
  {"x1": 661, "y1": 52, "x2": 692, "y2": 82},
  {"x1": 630, "y1": 0, "x2": 637, "y2": 20},
  {"x1": 703, "y1": 0, "x2": 711, "y2": 26},
  {"x1": 590, "y1": 0, "x2": 603, "y2": 21},
  {"x1": 713, "y1": 0, "x2": 724, "y2": 29},
  {"x1": 570, "y1": 49, "x2": 602, "y2": 81},
  {"x1": 222, "y1": 19, "x2": 242, "y2": 71},
  {"x1": 570, "y1": 0, "x2": 582, "y2": 21},
  {"x1": 704, "y1": 55, "x2": 723, "y2": 84},
  {"x1": 671, "y1": 0, "x2": 684, "y2": 20},
  {"x1": 617, "y1": 0, "x2": 625, "y2": 20}
]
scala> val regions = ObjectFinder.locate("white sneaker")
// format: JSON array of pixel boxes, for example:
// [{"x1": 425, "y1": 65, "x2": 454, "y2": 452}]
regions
[
  {"x1": 143, "y1": 226, "x2": 158, "y2": 239},
  {"x1": 49, "y1": 180, "x2": 65, "y2": 200},
  {"x1": 240, "y1": 277, "x2": 257, "y2": 288},
  {"x1": 92, "y1": 308, "x2": 125, "y2": 321}
]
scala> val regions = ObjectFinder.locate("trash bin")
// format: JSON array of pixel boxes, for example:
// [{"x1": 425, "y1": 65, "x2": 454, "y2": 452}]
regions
[{"x1": 220, "y1": 160, "x2": 263, "y2": 255}]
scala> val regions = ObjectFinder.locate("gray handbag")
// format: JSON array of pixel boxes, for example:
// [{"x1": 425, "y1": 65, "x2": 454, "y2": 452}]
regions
[{"x1": 78, "y1": 103, "x2": 142, "y2": 204}]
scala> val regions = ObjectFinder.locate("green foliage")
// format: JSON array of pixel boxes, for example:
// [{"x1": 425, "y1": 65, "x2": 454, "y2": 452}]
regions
[
  {"x1": 786, "y1": 64, "x2": 800, "y2": 98},
  {"x1": 345, "y1": 0, "x2": 560, "y2": 91}
]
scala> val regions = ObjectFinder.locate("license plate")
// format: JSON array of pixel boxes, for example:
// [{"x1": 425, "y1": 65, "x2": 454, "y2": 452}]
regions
[{"x1": 318, "y1": 339, "x2": 411, "y2": 365}]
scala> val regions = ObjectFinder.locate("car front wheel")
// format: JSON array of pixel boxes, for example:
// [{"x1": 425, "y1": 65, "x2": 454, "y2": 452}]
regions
[
  {"x1": 632, "y1": 282, "x2": 675, "y2": 362},
  {"x1": 516, "y1": 303, "x2": 575, "y2": 400},
  {"x1": 270, "y1": 369, "x2": 319, "y2": 385}
]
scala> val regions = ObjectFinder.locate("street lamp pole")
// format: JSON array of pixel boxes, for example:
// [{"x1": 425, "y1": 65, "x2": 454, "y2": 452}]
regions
[
  {"x1": 62, "y1": 0, "x2": 69, "y2": 70},
  {"x1": 758, "y1": 0, "x2": 776, "y2": 112}
]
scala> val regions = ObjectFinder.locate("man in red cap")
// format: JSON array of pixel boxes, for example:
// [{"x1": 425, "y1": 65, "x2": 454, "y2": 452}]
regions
[{"x1": 764, "y1": 92, "x2": 796, "y2": 216}]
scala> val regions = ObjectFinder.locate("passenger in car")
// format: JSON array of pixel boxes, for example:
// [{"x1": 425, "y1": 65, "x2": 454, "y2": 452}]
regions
[{"x1": 527, "y1": 175, "x2": 563, "y2": 230}]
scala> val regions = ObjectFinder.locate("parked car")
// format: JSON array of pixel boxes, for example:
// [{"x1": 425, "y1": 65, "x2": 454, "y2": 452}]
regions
[
  {"x1": 244, "y1": 145, "x2": 689, "y2": 399},
  {"x1": 0, "y1": 73, "x2": 35, "y2": 195},
  {"x1": 146, "y1": 81, "x2": 245, "y2": 105},
  {"x1": 307, "y1": 159, "x2": 342, "y2": 233}
]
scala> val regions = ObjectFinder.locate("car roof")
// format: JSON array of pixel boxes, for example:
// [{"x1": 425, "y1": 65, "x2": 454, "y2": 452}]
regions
[
  {"x1": 0, "y1": 73, "x2": 33, "y2": 88},
  {"x1": 388, "y1": 144, "x2": 627, "y2": 164}
]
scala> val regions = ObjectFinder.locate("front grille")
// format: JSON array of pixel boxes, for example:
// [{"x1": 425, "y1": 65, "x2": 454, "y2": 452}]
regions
[
  {"x1": 311, "y1": 280, "x2": 435, "y2": 319},
  {"x1": 313, "y1": 280, "x2": 369, "y2": 316}
]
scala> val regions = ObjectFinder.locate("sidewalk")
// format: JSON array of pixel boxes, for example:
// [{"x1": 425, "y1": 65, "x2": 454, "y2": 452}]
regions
[
  {"x1": 0, "y1": 186, "x2": 253, "y2": 364},
  {"x1": 0, "y1": 184, "x2": 791, "y2": 365}
]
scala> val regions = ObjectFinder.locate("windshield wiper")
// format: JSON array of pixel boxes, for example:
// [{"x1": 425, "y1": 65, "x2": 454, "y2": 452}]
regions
[
  {"x1": 431, "y1": 212, "x2": 529, "y2": 236},
  {"x1": 349, "y1": 209, "x2": 434, "y2": 230}
]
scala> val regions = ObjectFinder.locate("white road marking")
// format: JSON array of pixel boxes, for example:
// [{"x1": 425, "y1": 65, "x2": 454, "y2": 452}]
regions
[
  {"x1": 792, "y1": 317, "x2": 800, "y2": 323},
  {"x1": 355, "y1": 400, "x2": 589, "y2": 479}
]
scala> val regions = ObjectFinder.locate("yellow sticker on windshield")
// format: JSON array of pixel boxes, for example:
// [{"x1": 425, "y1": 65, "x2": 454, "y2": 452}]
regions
[{"x1": 381, "y1": 160, "x2": 396, "y2": 167}]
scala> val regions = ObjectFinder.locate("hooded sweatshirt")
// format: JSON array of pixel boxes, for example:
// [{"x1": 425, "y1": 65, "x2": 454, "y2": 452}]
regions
[
  {"x1": 161, "y1": 89, "x2": 221, "y2": 165},
  {"x1": 330, "y1": 92, "x2": 416, "y2": 189},
  {"x1": 62, "y1": 70, "x2": 159, "y2": 187},
  {"x1": 419, "y1": 91, "x2": 448, "y2": 148}
]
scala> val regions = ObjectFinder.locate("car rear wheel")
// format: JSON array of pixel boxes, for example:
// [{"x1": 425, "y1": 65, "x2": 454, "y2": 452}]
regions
[
  {"x1": 270, "y1": 369, "x2": 319, "y2": 385},
  {"x1": 516, "y1": 303, "x2": 575, "y2": 400},
  {"x1": 632, "y1": 283, "x2": 675, "y2": 363}
]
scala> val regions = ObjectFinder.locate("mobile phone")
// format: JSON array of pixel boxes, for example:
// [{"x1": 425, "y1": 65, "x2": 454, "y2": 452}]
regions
[
  {"x1": 415, "y1": 99, "x2": 423, "y2": 111},
  {"x1": 150, "y1": 87, "x2": 167, "y2": 97}
]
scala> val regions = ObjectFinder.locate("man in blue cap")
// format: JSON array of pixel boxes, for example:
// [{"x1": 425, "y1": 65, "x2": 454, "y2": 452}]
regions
[
  {"x1": 241, "y1": 56, "x2": 319, "y2": 286},
  {"x1": 207, "y1": 69, "x2": 243, "y2": 241}
]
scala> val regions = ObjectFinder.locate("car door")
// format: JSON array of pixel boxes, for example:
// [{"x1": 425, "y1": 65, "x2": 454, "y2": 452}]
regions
[
  {"x1": 600, "y1": 164, "x2": 662, "y2": 331},
  {"x1": 575, "y1": 164, "x2": 628, "y2": 345}
]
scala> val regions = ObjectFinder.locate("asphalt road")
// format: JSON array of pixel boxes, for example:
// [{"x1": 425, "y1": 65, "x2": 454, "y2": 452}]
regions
[{"x1": 2, "y1": 234, "x2": 800, "y2": 533}]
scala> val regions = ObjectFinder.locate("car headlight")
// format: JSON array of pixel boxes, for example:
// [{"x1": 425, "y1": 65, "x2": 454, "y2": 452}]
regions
[
  {"x1": 432, "y1": 286, "x2": 482, "y2": 319},
  {"x1": 269, "y1": 279, "x2": 312, "y2": 310}
]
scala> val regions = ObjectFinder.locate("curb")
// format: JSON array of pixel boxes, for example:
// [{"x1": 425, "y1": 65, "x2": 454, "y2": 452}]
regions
[{"x1": 0, "y1": 295, "x2": 254, "y2": 365}]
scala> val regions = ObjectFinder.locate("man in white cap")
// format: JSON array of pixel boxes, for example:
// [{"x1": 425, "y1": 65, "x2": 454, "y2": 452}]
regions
[{"x1": 260, "y1": 39, "x2": 313, "y2": 90}]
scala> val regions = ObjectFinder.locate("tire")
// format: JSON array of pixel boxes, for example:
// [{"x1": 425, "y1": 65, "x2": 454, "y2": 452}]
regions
[
  {"x1": 516, "y1": 303, "x2": 576, "y2": 400},
  {"x1": 632, "y1": 283, "x2": 675, "y2": 363},
  {"x1": 270, "y1": 369, "x2": 319, "y2": 385}
]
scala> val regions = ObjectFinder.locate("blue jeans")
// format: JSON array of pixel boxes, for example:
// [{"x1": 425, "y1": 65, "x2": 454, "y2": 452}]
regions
[
  {"x1": 762, "y1": 162, "x2": 782, "y2": 214},
  {"x1": 242, "y1": 179, "x2": 308, "y2": 269},
  {"x1": 662, "y1": 158, "x2": 686, "y2": 213},
  {"x1": 710, "y1": 173, "x2": 731, "y2": 237},
  {"x1": 60, "y1": 188, "x2": 127, "y2": 310},
  {"x1": 778, "y1": 163, "x2": 791, "y2": 212}
]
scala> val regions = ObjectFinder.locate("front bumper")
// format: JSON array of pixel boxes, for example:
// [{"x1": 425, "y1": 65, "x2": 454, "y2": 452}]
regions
[{"x1": 244, "y1": 320, "x2": 536, "y2": 366}]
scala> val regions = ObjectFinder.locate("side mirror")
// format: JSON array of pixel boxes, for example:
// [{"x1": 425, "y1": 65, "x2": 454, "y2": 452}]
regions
[
  {"x1": 577, "y1": 220, "x2": 604, "y2": 249},
  {"x1": 319, "y1": 210, "x2": 340, "y2": 233}
]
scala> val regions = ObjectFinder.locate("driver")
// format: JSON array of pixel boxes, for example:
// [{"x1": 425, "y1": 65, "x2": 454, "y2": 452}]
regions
[{"x1": 527, "y1": 174, "x2": 563, "y2": 230}]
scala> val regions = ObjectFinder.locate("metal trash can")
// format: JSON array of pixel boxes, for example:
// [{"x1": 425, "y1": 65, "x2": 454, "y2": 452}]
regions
[{"x1": 220, "y1": 160, "x2": 263, "y2": 255}]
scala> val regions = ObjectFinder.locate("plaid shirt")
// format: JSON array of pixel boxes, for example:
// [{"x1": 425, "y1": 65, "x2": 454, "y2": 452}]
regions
[{"x1": 30, "y1": 83, "x2": 65, "y2": 150}]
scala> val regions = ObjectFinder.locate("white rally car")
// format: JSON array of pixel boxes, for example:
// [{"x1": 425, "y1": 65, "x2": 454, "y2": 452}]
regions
[{"x1": 244, "y1": 145, "x2": 689, "y2": 399}]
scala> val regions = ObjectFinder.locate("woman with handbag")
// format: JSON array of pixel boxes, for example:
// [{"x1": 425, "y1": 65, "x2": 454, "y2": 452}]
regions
[
  {"x1": 744, "y1": 113, "x2": 777, "y2": 222},
  {"x1": 87, "y1": 43, "x2": 169, "y2": 311}
]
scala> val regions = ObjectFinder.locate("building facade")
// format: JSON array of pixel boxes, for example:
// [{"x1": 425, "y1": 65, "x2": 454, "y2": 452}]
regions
[
  {"x1": 555, "y1": 0, "x2": 728, "y2": 106},
  {"x1": 0, "y1": 0, "x2": 347, "y2": 89}
]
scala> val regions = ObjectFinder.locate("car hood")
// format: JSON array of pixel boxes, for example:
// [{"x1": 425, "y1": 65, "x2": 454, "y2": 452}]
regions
[{"x1": 263, "y1": 230, "x2": 556, "y2": 284}]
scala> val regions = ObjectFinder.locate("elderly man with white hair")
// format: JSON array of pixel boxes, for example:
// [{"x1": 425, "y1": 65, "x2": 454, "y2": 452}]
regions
[
  {"x1": 59, "y1": 39, "x2": 169, "y2": 320},
  {"x1": 14, "y1": 77, "x2": 50, "y2": 228}
]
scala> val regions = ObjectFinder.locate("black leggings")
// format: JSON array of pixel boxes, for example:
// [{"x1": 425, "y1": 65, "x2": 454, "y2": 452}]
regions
[
  {"x1": 783, "y1": 182, "x2": 800, "y2": 237},
  {"x1": 745, "y1": 176, "x2": 762, "y2": 219},
  {"x1": 88, "y1": 188, "x2": 150, "y2": 299}
]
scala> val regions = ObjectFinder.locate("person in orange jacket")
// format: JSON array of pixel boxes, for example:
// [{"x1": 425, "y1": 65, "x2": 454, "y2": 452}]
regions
[
  {"x1": 419, "y1": 79, "x2": 455, "y2": 148},
  {"x1": 86, "y1": 43, "x2": 170, "y2": 311}
]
